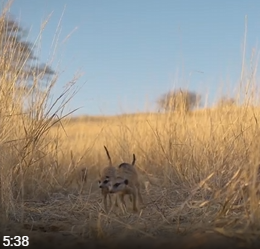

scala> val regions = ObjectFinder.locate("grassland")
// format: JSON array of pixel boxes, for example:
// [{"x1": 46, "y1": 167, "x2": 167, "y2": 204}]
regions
[
  {"x1": 1, "y1": 107, "x2": 260, "y2": 248},
  {"x1": 1, "y1": 1, "x2": 260, "y2": 248}
]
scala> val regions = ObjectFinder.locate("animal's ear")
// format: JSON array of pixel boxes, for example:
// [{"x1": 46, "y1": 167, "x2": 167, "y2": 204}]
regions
[{"x1": 124, "y1": 179, "x2": 129, "y2": 185}]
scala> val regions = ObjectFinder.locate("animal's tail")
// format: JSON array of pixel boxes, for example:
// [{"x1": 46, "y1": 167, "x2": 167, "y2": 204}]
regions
[
  {"x1": 132, "y1": 154, "x2": 136, "y2": 165},
  {"x1": 104, "y1": 146, "x2": 112, "y2": 166}
]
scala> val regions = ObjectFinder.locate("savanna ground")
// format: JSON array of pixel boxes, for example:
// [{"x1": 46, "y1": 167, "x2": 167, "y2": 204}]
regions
[
  {"x1": 1, "y1": 109, "x2": 260, "y2": 249},
  {"x1": 1, "y1": 1, "x2": 260, "y2": 248}
]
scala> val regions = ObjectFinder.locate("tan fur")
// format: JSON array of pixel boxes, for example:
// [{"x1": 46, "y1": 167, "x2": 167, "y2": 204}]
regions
[
  {"x1": 98, "y1": 146, "x2": 118, "y2": 212},
  {"x1": 108, "y1": 153, "x2": 144, "y2": 213}
]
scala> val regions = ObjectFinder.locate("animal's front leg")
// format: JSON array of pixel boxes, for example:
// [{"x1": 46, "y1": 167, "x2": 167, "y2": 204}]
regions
[
  {"x1": 119, "y1": 193, "x2": 127, "y2": 214},
  {"x1": 132, "y1": 189, "x2": 138, "y2": 213},
  {"x1": 103, "y1": 193, "x2": 108, "y2": 213},
  {"x1": 115, "y1": 195, "x2": 119, "y2": 207}
]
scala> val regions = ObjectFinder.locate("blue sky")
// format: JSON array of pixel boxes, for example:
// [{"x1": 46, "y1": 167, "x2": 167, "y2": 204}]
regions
[{"x1": 6, "y1": 0, "x2": 260, "y2": 116}]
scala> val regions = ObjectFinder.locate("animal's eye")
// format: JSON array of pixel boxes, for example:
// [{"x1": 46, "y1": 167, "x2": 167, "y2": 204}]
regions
[
  {"x1": 114, "y1": 183, "x2": 120, "y2": 187},
  {"x1": 103, "y1": 180, "x2": 109, "y2": 184}
]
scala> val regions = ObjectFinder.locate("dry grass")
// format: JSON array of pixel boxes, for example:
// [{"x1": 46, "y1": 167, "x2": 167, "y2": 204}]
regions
[
  {"x1": 3, "y1": 104, "x2": 258, "y2": 247},
  {"x1": 1, "y1": 1, "x2": 260, "y2": 248}
]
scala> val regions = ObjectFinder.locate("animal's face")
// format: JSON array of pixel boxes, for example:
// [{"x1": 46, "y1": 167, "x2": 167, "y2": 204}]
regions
[
  {"x1": 98, "y1": 176, "x2": 113, "y2": 189},
  {"x1": 109, "y1": 178, "x2": 129, "y2": 193}
]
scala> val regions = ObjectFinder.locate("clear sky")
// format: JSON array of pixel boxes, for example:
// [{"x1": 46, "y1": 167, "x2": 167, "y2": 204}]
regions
[{"x1": 5, "y1": 0, "x2": 260, "y2": 116}]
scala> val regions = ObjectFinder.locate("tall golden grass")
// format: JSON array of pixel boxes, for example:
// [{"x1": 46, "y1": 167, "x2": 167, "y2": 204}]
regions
[
  {"x1": 1, "y1": 1, "x2": 260, "y2": 245},
  {"x1": 46, "y1": 104, "x2": 260, "y2": 241},
  {"x1": 0, "y1": 0, "x2": 80, "y2": 218}
]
